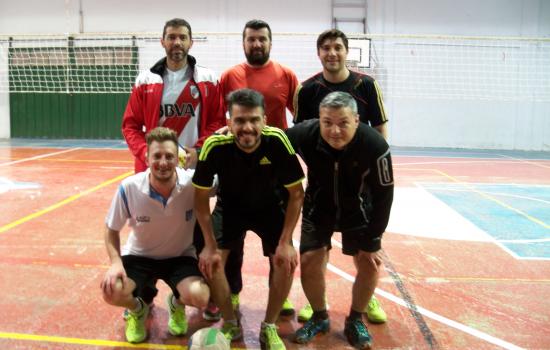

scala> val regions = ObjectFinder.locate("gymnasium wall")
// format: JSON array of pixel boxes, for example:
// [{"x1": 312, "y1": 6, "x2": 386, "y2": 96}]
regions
[{"x1": 0, "y1": 0, "x2": 549, "y2": 150}]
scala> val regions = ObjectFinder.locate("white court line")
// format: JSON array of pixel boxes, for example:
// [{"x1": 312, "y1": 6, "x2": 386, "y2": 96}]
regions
[
  {"x1": 0, "y1": 148, "x2": 81, "y2": 167},
  {"x1": 497, "y1": 238, "x2": 550, "y2": 243},
  {"x1": 497, "y1": 154, "x2": 550, "y2": 170},
  {"x1": 294, "y1": 238, "x2": 525, "y2": 350}
]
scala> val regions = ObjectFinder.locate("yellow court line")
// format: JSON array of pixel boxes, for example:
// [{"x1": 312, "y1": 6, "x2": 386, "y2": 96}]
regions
[
  {"x1": 0, "y1": 171, "x2": 133, "y2": 234},
  {"x1": 432, "y1": 169, "x2": 550, "y2": 230},
  {"x1": 0, "y1": 331, "x2": 248, "y2": 349},
  {"x1": 0, "y1": 331, "x2": 185, "y2": 349}
]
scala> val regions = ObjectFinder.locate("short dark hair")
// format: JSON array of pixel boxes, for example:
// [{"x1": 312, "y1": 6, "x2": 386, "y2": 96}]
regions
[
  {"x1": 226, "y1": 88, "x2": 265, "y2": 116},
  {"x1": 316, "y1": 28, "x2": 348, "y2": 51},
  {"x1": 243, "y1": 19, "x2": 272, "y2": 41},
  {"x1": 163, "y1": 18, "x2": 192, "y2": 40},
  {"x1": 145, "y1": 127, "x2": 179, "y2": 149},
  {"x1": 320, "y1": 91, "x2": 358, "y2": 114}
]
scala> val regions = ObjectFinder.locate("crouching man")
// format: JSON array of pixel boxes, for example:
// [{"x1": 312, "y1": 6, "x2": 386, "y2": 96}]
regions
[{"x1": 101, "y1": 127, "x2": 209, "y2": 343}]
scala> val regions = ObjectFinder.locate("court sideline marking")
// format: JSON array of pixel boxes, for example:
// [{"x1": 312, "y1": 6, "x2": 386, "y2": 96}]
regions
[
  {"x1": 0, "y1": 148, "x2": 81, "y2": 167},
  {"x1": 323, "y1": 238, "x2": 525, "y2": 350},
  {"x1": 379, "y1": 249, "x2": 439, "y2": 349},
  {"x1": 0, "y1": 332, "x2": 185, "y2": 349},
  {"x1": 0, "y1": 171, "x2": 132, "y2": 234},
  {"x1": 498, "y1": 154, "x2": 550, "y2": 170},
  {"x1": 0, "y1": 331, "x2": 248, "y2": 350}
]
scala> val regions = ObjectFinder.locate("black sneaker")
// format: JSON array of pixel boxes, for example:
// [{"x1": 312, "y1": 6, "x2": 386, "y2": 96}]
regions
[
  {"x1": 279, "y1": 298, "x2": 295, "y2": 316},
  {"x1": 344, "y1": 317, "x2": 372, "y2": 349}
]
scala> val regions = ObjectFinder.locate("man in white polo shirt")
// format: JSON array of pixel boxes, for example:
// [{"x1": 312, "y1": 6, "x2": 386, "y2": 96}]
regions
[{"x1": 101, "y1": 127, "x2": 210, "y2": 343}]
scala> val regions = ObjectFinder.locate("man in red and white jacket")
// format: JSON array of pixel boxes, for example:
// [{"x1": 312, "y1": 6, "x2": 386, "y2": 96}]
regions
[{"x1": 123, "y1": 18, "x2": 225, "y2": 173}]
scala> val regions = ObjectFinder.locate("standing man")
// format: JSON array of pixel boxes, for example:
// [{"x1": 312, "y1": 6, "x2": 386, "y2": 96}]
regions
[
  {"x1": 193, "y1": 89, "x2": 304, "y2": 349},
  {"x1": 295, "y1": 28, "x2": 388, "y2": 138},
  {"x1": 288, "y1": 92, "x2": 393, "y2": 349},
  {"x1": 123, "y1": 18, "x2": 225, "y2": 173},
  {"x1": 101, "y1": 127, "x2": 210, "y2": 343},
  {"x1": 220, "y1": 19, "x2": 300, "y2": 130},
  {"x1": 121, "y1": 18, "x2": 225, "y2": 307},
  {"x1": 294, "y1": 28, "x2": 389, "y2": 324},
  {"x1": 215, "y1": 19, "x2": 300, "y2": 317}
]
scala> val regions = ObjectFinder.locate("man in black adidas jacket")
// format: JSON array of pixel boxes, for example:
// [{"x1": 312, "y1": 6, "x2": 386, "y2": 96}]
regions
[{"x1": 287, "y1": 91, "x2": 394, "y2": 350}]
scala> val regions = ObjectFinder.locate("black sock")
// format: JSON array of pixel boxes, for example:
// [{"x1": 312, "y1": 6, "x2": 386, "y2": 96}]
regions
[
  {"x1": 312, "y1": 309, "x2": 329, "y2": 320},
  {"x1": 348, "y1": 308, "x2": 362, "y2": 321}
]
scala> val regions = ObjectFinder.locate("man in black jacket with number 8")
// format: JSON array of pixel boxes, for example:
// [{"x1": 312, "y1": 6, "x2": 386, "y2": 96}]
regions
[{"x1": 287, "y1": 91, "x2": 394, "y2": 350}]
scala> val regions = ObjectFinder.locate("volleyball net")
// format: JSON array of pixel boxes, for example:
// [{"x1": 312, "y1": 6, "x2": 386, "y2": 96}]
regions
[{"x1": 1, "y1": 33, "x2": 549, "y2": 101}]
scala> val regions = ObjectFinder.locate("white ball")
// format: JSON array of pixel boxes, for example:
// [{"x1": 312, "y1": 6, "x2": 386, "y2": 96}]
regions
[{"x1": 188, "y1": 327, "x2": 230, "y2": 350}]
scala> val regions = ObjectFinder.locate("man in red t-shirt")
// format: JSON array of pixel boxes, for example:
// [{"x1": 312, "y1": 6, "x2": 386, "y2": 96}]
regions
[{"x1": 220, "y1": 20, "x2": 299, "y2": 130}]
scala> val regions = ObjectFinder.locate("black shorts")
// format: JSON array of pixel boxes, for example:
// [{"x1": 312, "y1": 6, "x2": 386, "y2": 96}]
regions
[
  {"x1": 299, "y1": 215, "x2": 379, "y2": 256},
  {"x1": 122, "y1": 255, "x2": 203, "y2": 299},
  {"x1": 211, "y1": 204, "x2": 285, "y2": 256}
]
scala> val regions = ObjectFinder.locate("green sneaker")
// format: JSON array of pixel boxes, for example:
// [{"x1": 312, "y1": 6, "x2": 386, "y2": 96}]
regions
[
  {"x1": 231, "y1": 293, "x2": 240, "y2": 312},
  {"x1": 221, "y1": 320, "x2": 243, "y2": 342},
  {"x1": 365, "y1": 296, "x2": 387, "y2": 324},
  {"x1": 123, "y1": 302, "x2": 153, "y2": 320},
  {"x1": 297, "y1": 303, "x2": 313, "y2": 322},
  {"x1": 344, "y1": 317, "x2": 372, "y2": 349},
  {"x1": 297, "y1": 301, "x2": 329, "y2": 322},
  {"x1": 167, "y1": 293, "x2": 188, "y2": 336},
  {"x1": 279, "y1": 298, "x2": 295, "y2": 316},
  {"x1": 125, "y1": 299, "x2": 149, "y2": 343},
  {"x1": 260, "y1": 323, "x2": 286, "y2": 350}
]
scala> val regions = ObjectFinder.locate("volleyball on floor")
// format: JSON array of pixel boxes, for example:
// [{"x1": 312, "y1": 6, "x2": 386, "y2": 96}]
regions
[{"x1": 188, "y1": 327, "x2": 230, "y2": 350}]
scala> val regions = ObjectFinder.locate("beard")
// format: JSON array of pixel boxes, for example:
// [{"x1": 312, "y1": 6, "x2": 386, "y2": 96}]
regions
[
  {"x1": 235, "y1": 131, "x2": 261, "y2": 151},
  {"x1": 168, "y1": 48, "x2": 188, "y2": 64},
  {"x1": 245, "y1": 49, "x2": 270, "y2": 66}
]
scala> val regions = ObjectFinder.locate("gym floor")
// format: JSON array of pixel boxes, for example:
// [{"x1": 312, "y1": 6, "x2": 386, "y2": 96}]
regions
[{"x1": 0, "y1": 139, "x2": 549, "y2": 349}]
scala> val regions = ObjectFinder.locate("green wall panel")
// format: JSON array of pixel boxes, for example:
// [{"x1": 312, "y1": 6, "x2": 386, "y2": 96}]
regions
[{"x1": 10, "y1": 93, "x2": 128, "y2": 139}]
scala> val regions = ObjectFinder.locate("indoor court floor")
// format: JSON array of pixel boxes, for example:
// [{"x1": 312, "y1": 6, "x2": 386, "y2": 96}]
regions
[{"x1": 0, "y1": 139, "x2": 549, "y2": 350}]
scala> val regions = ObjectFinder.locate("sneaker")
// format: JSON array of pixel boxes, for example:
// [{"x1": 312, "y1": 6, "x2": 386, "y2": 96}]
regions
[
  {"x1": 260, "y1": 323, "x2": 286, "y2": 350},
  {"x1": 344, "y1": 317, "x2": 373, "y2": 350},
  {"x1": 221, "y1": 320, "x2": 243, "y2": 341},
  {"x1": 294, "y1": 317, "x2": 330, "y2": 344},
  {"x1": 202, "y1": 301, "x2": 221, "y2": 322},
  {"x1": 231, "y1": 293, "x2": 240, "y2": 312},
  {"x1": 297, "y1": 301, "x2": 330, "y2": 322},
  {"x1": 279, "y1": 298, "x2": 295, "y2": 316},
  {"x1": 166, "y1": 293, "x2": 187, "y2": 336},
  {"x1": 123, "y1": 302, "x2": 153, "y2": 320},
  {"x1": 297, "y1": 303, "x2": 313, "y2": 322},
  {"x1": 125, "y1": 299, "x2": 149, "y2": 343},
  {"x1": 365, "y1": 296, "x2": 387, "y2": 324}
]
